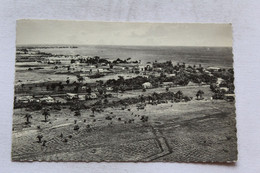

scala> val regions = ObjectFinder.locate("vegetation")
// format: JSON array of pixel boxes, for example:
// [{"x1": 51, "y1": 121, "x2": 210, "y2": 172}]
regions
[
  {"x1": 42, "y1": 109, "x2": 50, "y2": 122},
  {"x1": 24, "y1": 113, "x2": 32, "y2": 124}
]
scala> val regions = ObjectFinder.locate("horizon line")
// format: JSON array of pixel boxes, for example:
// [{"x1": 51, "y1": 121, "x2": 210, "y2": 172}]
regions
[{"x1": 16, "y1": 44, "x2": 232, "y2": 48}]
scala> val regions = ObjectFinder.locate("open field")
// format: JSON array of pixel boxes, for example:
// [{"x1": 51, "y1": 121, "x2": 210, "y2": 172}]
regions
[{"x1": 12, "y1": 95, "x2": 236, "y2": 162}]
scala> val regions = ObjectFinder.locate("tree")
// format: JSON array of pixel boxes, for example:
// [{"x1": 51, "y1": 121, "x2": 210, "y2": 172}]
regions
[
  {"x1": 148, "y1": 95, "x2": 153, "y2": 103},
  {"x1": 91, "y1": 107, "x2": 96, "y2": 115},
  {"x1": 66, "y1": 79, "x2": 70, "y2": 85},
  {"x1": 98, "y1": 87, "x2": 104, "y2": 95},
  {"x1": 175, "y1": 90, "x2": 183, "y2": 99},
  {"x1": 74, "y1": 110, "x2": 81, "y2": 116},
  {"x1": 86, "y1": 87, "x2": 91, "y2": 94},
  {"x1": 166, "y1": 87, "x2": 169, "y2": 92},
  {"x1": 24, "y1": 113, "x2": 32, "y2": 124},
  {"x1": 37, "y1": 134, "x2": 43, "y2": 143},
  {"x1": 109, "y1": 64, "x2": 114, "y2": 69},
  {"x1": 77, "y1": 75, "x2": 84, "y2": 83},
  {"x1": 196, "y1": 90, "x2": 205, "y2": 99},
  {"x1": 59, "y1": 84, "x2": 64, "y2": 91},
  {"x1": 119, "y1": 85, "x2": 126, "y2": 93},
  {"x1": 42, "y1": 109, "x2": 50, "y2": 122},
  {"x1": 104, "y1": 98, "x2": 108, "y2": 104}
]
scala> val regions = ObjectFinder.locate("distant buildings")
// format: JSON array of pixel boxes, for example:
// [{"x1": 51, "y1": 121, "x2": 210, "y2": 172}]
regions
[{"x1": 207, "y1": 67, "x2": 221, "y2": 72}]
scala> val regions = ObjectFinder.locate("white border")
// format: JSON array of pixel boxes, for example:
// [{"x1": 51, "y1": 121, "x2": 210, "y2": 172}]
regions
[{"x1": 1, "y1": 0, "x2": 260, "y2": 172}]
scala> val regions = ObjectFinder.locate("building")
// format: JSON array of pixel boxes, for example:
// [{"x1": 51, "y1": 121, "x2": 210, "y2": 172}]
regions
[
  {"x1": 17, "y1": 96, "x2": 33, "y2": 103},
  {"x1": 86, "y1": 93, "x2": 98, "y2": 99},
  {"x1": 168, "y1": 73, "x2": 176, "y2": 77},
  {"x1": 40, "y1": 96, "x2": 55, "y2": 103},
  {"x1": 142, "y1": 82, "x2": 152, "y2": 89},
  {"x1": 55, "y1": 97, "x2": 67, "y2": 104},
  {"x1": 220, "y1": 87, "x2": 229, "y2": 92},
  {"x1": 66, "y1": 93, "x2": 78, "y2": 100},
  {"x1": 106, "y1": 87, "x2": 113, "y2": 91},
  {"x1": 78, "y1": 95, "x2": 86, "y2": 101},
  {"x1": 138, "y1": 65, "x2": 145, "y2": 71},
  {"x1": 216, "y1": 78, "x2": 224, "y2": 87},
  {"x1": 207, "y1": 67, "x2": 221, "y2": 72}
]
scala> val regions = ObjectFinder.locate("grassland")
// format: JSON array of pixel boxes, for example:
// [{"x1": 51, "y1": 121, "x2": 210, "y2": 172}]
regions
[{"x1": 12, "y1": 85, "x2": 236, "y2": 162}]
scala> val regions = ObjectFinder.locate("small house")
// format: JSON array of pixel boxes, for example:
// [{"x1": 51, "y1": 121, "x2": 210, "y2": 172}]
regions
[
  {"x1": 66, "y1": 93, "x2": 78, "y2": 100},
  {"x1": 87, "y1": 93, "x2": 97, "y2": 99},
  {"x1": 142, "y1": 82, "x2": 152, "y2": 89},
  {"x1": 207, "y1": 67, "x2": 221, "y2": 72},
  {"x1": 220, "y1": 87, "x2": 229, "y2": 92},
  {"x1": 106, "y1": 87, "x2": 113, "y2": 91},
  {"x1": 40, "y1": 96, "x2": 55, "y2": 103},
  {"x1": 17, "y1": 96, "x2": 33, "y2": 103},
  {"x1": 78, "y1": 95, "x2": 86, "y2": 101}
]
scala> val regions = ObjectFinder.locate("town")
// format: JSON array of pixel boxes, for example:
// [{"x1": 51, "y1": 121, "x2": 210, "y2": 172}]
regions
[{"x1": 12, "y1": 46, "x2": 237, "y2": 162}]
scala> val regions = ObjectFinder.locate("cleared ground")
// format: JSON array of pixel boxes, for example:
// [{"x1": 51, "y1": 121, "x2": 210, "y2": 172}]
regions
[{"x1": 12, "y1": 85, "x2": 237, "y2": 162}]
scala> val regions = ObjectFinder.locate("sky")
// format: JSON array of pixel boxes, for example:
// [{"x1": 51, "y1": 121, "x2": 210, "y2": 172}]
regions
[{"x1": 16, "y1": 20, "x2": 232, "y2": 47}]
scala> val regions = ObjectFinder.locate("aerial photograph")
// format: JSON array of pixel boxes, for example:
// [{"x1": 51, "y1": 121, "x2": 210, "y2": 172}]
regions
[{"x1": 12, "y1": 20, "x2": 237, "y2": 162}]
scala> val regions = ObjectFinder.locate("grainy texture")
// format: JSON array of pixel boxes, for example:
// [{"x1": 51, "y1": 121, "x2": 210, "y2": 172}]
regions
[
  {"x1": 1, "y1": 0, "x2": 260, "y2": 173},
  {"x1": 12, "y1": 21, "x2": 236, "y2": 162}
]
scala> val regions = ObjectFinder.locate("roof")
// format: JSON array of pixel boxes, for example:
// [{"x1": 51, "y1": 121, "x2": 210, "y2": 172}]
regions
[
  {"x1": 142, "y1": 82, "x2": 152, "y2": 85},
  {"x1": 66, "y1": 93, "x2": 77, "y2": 96},
  {"x1": 207, "y1": 67, "x2": 221, "y2": 70}
]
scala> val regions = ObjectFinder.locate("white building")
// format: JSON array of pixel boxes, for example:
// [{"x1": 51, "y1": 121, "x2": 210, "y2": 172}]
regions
[{"x1": 142, "y1": 82, "x2": 152, "y2": 89}]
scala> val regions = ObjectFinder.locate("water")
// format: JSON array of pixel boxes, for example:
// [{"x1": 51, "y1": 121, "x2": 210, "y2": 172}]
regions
[{"x1": 30, "y1": 45, "x2": 233, "y2": 68}]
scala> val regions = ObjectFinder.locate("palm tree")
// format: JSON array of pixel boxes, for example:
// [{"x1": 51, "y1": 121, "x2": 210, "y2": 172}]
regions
[
  {"x1": 37, "y1": 134, "x2": 43, "y2": 143},
  {"x1": 74, "y1": 110, "x2": 81, "y2": 116},
  {"x1": 24, "y1": 113, "x2": 32, "y2": 124},
  {"x1": 175, "y1": 90, "x2": 183, "y2": 99},
  {"x1": 196, "y1": 90, "x2": 205, "y2": 99},
  {"x1": 42, "y1": 109, "x2": 50, "y2": 122},
  {"x1": 91, "y1": 107, "x2": 96, "y2": 115}
]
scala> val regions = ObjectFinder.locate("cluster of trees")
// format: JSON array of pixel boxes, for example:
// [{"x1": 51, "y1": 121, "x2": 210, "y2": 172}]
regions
[
  {"x1": 73, "y1": 56, "x2": 110, "y2": 65},
  {"x1": 106, "y1": 76, "x2": 148, "y2": 91},
  {"x1": 112, "y1": 58, "x2": 138, "y2": 64}
]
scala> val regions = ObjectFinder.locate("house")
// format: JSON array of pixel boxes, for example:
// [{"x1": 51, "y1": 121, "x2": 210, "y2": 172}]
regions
[
  {"x1": 78, "y1": 95, "x2": 86, "y2": 101},
  {"x1": 168, "y1": 73, "x2": 176, "y2": 77},
  {"x1": 216, "y1": 78, "x2": 224, "y2": 87},
  {"x1": 220, "y1": 87, "x2": 229, "y2": 92},
  {"x1": 66, "y1": 93, "x2": 78, "y2": 100},
  {"x1": 88, "y1": 93, "x2": 97, "y2": 99},
  {"x1": 207, "y1": 67, "x2": 221, "y2": 72},
  {"x1": 138, "y1": 65, "x2": 145, "y2": 71},
  {"x1": 55, "y1": 97, "x2": 67, "y2": 104},
  {"x1": 106, "y1": 87, "x2": 113, "y2": 91},
  {"x1": 154, "y1": 67, "x2": 162, "y2": 72},
  {"x1": 17, "y1": 96, "x2": 33, "y2": 103},
  {"x1": 142, "y1": 82, "x2": 152, "y2": 89},
  {"x1": 40, "y1": 96, "x2": 55, "y2": 103}
]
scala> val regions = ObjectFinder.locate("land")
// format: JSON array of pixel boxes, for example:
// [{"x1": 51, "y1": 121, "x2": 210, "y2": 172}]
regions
[{"x1": 12, "y1": 46, "x2": 237, "y2": 162}]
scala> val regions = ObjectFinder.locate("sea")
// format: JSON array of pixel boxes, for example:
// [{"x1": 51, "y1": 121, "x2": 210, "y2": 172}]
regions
[{"x1": 20, "y1": 45, "x2": 234, "y2": 68}]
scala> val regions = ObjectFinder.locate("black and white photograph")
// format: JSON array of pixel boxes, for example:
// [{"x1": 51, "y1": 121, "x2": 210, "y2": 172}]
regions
[{"x1": 12, "y1": 20, "x2": 237, "y2": 162}]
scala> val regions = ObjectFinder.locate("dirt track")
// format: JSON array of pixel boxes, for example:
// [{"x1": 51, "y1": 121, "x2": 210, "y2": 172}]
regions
[{"x1": 12, "y1": 98, "x2": 237, "y2": 162}]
